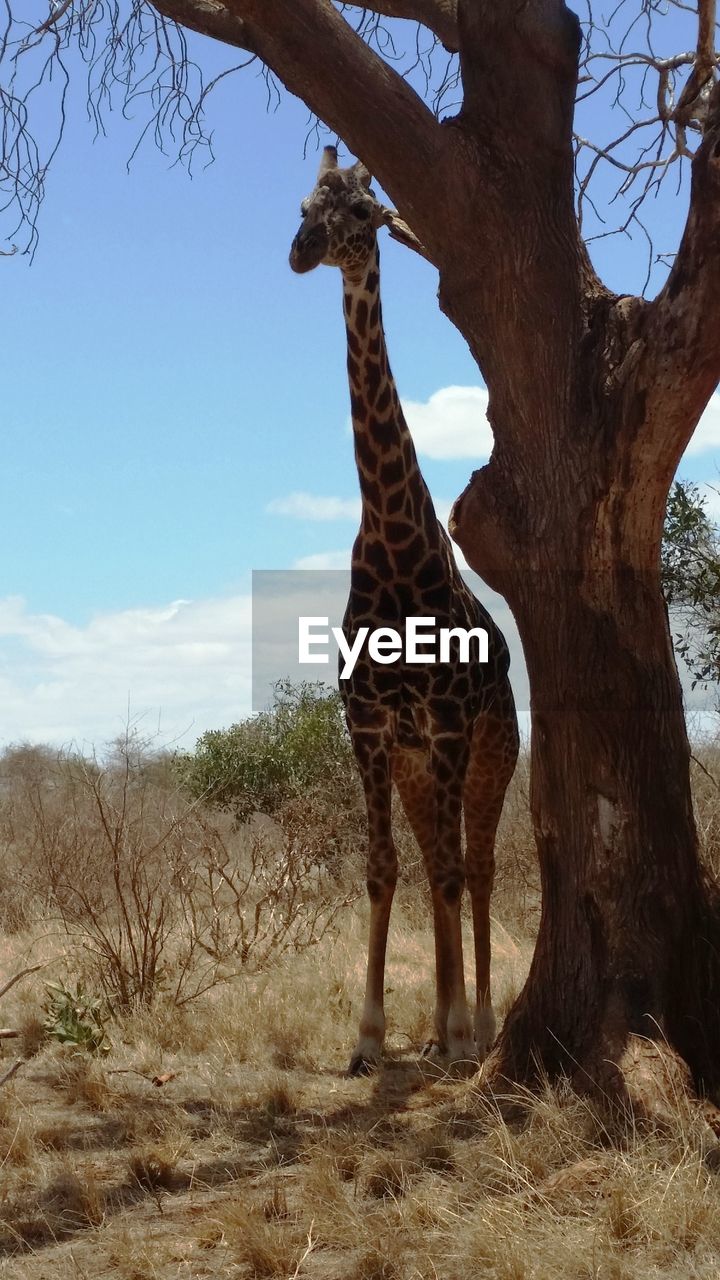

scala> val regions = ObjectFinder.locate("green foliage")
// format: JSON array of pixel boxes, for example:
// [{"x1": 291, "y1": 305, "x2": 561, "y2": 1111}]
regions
[
  {"x1": 176, "y1": 680, "x2": 354, "y2": 820},
  {"x1": 662, "y1": 480, "x2": 720, "y2": 690},
  {"x1": 43, "y1": 981, "x2": 110, "y2": 1054}
]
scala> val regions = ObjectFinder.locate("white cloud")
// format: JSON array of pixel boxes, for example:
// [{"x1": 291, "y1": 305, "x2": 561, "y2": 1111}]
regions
[
  {"x1": 402, "y1": 385, "x2": 493, "y2": 460},
  {"x1": 338, "y1": 383, "x2": 719, "y2": 464},
  {"x1": 684, "y1": 394, "x2": 720, "y2": 456},
  {"x1": 0, "y1": 595, "x2": 253, "y2": 751},
  {"x1": 293, "y1": 550, "x2": 351, "y2": 570},
  {"x1": 267, "y1": 492, "x2": 360, "y2": 521}
]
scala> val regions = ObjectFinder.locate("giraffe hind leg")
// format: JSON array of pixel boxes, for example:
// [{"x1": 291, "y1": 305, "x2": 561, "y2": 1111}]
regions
[
  {"x1": 463, "y1": 705, "x2": 519, "y2": 1059},
  {"x1": 393, "y1": 744, "x2": 474, "y2": 1065},
  {"x1": 393, "y1": 746, "x2": 448, "y2": 1055}
]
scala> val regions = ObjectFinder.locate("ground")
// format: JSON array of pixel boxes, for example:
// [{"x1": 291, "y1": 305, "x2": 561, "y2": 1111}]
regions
[{"x1": 2, "y1": 752, "x2": 720, "y2": 1279}]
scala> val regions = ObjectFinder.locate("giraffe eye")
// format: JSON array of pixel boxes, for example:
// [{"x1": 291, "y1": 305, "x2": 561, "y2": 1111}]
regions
[{"x1": 352, "y1": 204, "x2": 371, "y2": 221}]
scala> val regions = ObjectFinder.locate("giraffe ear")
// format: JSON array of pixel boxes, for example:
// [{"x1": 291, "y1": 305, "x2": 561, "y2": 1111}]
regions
[
  {"x1": 318, "y1": 146, "x2": 338, "y2": 178},
  {"x1": 351, "y1": 159, "x2": 372, "y2": 188}
]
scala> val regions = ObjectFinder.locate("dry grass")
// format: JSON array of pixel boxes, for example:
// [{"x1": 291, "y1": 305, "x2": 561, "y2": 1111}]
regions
[{"x1": 0, "y1": 742, "x2": 719, "y2": 1277}]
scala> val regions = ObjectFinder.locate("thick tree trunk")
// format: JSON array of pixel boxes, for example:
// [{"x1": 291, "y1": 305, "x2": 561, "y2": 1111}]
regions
[
  {"x1": 451, "y1": 377, "x2": 720, "y2": 1098},
  {"x1": 502, "y1": 563, "x2": 719, "y2": 1093},
  {"x1": 440, "y1": 7, "x2": 720, "y2": 1101}
]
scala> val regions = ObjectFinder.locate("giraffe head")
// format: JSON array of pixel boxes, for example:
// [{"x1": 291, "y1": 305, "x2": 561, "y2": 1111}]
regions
[{"x1": 289, "y1": 147, "x2": 389, "y2": 277}]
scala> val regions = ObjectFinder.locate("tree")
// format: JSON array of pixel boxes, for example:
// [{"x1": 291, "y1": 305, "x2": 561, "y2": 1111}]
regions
[
  {"x1": 3, "y1": 1, "x2": 720, "y2": 1102},
  {"x1": 662, "y1": 480, "x2": 720, "y2": 696}
]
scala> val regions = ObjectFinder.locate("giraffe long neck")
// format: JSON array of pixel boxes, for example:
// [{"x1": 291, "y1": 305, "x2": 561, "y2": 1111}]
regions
[{"x1": 342, "y1": 242, "x2": 438, "y2": 543}]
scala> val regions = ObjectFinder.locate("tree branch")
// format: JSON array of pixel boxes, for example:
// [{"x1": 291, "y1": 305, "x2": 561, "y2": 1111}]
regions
[
  {"x1": 0, "y1": 1059, "x2": 24, "y2": 1089},
  {"x1": 0, "y1": 964, "x2": 43, "y2": 1002},
  {"x1": 342, "y1": 0, "x2": 459, "y2": 51},
  {"x1": 147, "y1": 0, "x2": 255, "y2": 52},
  {"x1": 34, "y1": 0, "x2": 74, "y2": 35},
  {"x1": 575, "y1": 0, "x2": 719, "y2": 251},
  {"x1": 640, "y1": 78, "x2": 720, "y2": 474},
  {"x1": 457, "y1": 0, "x2": 580, "y2": 147},
  {"x1": 677, "y1": 0, "x2": 717, "y2": 116},
  {"x1": 150, "y1": 0, "x2": 445, "y2": 253}
]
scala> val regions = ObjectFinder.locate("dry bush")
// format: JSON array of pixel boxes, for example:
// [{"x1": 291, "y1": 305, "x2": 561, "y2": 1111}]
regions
[
  {"x1": 8, "y1": 749, "x2": 198, "y2": 1008},
  {"x1": 176, "y1": 808, "x2": 356, "y2": 992},
  {"x1": 0, "y1": 744, "x2": 66, "y2": 933},
  {"x1": 0, "y1": 735, "x2": 354, "y2": 1013},
  {"x1": 692, "y1": 741, "x2": 720, "y2": 880}
]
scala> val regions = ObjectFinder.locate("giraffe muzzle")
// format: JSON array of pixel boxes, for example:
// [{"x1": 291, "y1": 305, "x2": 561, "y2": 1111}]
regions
[{"x1": 289, "y1": 223, "x2": 329, "y2": 274}]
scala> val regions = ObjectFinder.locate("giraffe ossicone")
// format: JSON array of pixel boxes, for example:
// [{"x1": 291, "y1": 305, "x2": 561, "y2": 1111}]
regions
[{"x1": 290, "y1": 147, "x2": 519, "y2": 1076}]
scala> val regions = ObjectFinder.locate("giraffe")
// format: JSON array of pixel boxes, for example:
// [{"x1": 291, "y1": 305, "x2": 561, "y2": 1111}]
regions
[{"x1": 289, "y1": 147, "x2": 519, "y2": 1075}]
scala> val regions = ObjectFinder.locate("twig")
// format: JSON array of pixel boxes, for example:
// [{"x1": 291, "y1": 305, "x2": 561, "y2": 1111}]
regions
[
  {"x1": 289, "y1": 1220, "x2": 316, "y2": 1279},
  {"x1": 0, "y1": 1059, "x2": 24, "y2": 1088},
  {"x1": 34, "y1": 0, "x2": 74, "y2": 36},
  {"x1": 691, "y1": 752, "x2": 720, "y2": 791},
  {"x1": 0, "y1": 964, "x2": 44, "y2": 1002},
  {"x1": 107, "y1": 1067, "x2": 179, "y2": 1086}
]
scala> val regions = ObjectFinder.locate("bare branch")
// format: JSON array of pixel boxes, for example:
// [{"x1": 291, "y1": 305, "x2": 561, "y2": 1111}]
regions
[
  {"x1": 34, "y1": 0, "x2": 74, "y2": 35},
  {"x1": 0, "y1": 1059, "x2": 24, "y2": 1089},
  {"x1": 677, "y1": 0, "x2": 717, "y2": 113},
  {"x1": 641, "y1": 77, "x2": 720, "y2": 469},
  {"x1": 575, "y1": 0, "x2": 719, "y2": 251},
  {"x1": 0, "y1": 963, "x2": 43, "y2": 1001}
]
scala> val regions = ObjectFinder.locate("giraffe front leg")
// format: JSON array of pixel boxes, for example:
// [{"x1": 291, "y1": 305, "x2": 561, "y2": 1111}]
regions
[
  {"x1": 350, "y1": 872, "x2": 396, "y2": 1075},
  {"x1": 349, "y1": 731, "x2": 397, "y2": 1077}
]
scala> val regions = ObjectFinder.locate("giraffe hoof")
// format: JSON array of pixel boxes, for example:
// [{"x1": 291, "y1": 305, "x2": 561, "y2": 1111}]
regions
[{"x1": 348, "y1": 1053, "x2": 379, "y2": 1077}]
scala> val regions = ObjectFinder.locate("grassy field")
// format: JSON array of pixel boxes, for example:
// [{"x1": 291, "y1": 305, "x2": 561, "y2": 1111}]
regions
[{"x1": 1, "y1": 740, "x2": 720, "y2": 1278}]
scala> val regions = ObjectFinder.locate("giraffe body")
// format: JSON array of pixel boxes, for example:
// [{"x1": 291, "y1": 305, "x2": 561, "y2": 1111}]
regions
[{"x1": 290, "y1": 149, "x2": 519, "y2": 1073}]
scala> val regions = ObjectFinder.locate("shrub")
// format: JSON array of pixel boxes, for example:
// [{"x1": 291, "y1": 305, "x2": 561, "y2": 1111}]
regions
[{"x1": 175, "y1": 680, "x2": 355, "y2": 820}]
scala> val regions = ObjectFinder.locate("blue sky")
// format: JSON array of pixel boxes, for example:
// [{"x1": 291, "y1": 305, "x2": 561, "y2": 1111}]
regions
[{"x1": 1, "y1": 11, "x2": 718, "y2": 749}]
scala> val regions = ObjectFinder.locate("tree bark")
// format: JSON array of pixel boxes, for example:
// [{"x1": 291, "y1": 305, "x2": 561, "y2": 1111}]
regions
[{"x1": 444, "y1": 10, "x2": 720, "y2": 1096}]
